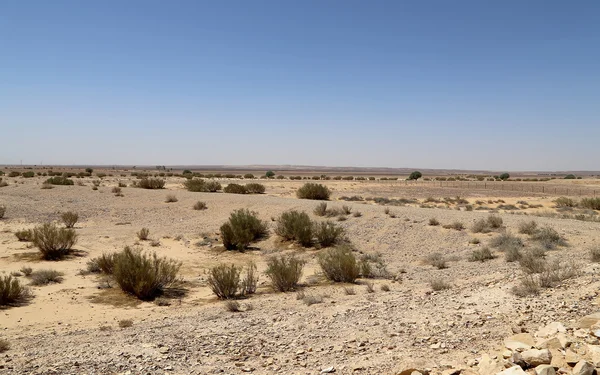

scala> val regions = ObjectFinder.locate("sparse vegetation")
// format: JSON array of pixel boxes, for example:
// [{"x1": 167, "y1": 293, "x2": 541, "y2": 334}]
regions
[
  {"x1": 590, "y1": 246, "x2": 600, "y2": 263},
  {"x1": 275, "y1": 210, "x2": 313, "y2": 247},
  {"x1": 14, "y1": 229, "x2": 32, "y2": 242},
  {"x1": 490, "y1": 232, "x2": 523, "y2": 251},
  {"x1": 220, "y1": 209, "x2": 268, "y2": 250},
  {"x1": 296, "y1": 183, "x2": 331, "y2": 200},
  {"x1": 30, "y1": 269, "x2": 64, "y2": 286},
  {"x1": 0, "y1": 275, "x2": 30, "y2": 306},
  {"x1": 469, "y1": 247, "x2": 495, "y2": 262},
  {"x1": 265, "y1": 255, "x2": 305, "y2": 292},
  {"x1": 430, "y1": 278, "x2": 451, "y2": 291},
  {"x1": 424, "y1": 252, "x2": 447, "y2": 269},
  {"x1": 554, "y1": 197, "x2": 576, "y2": 208},
  {"x1": 32, "y1": 223, "x2": 78, "y2": 260},
  {"x1": 61, "y1": 211, "x2": 79, "y2": 228},
  {"x1": 207, "y1": 263, "x2": 257, "y2": 299},
  {"x1": 518, "y1": 220, "x2": 538, "y2": 235},
  {"x1": 314, "y1": 221, "x2": 345, "y2": 247},
  {"x1": 0, "y1": 339, "x2": 9, "y2": 353},
  {"x1": 245, "y1": 183, "x2": 266, "y2": 194},
  {"x1": 580, "y1": 197, "x2": 600, "y2": 210},
  {"x1": 429, "y1": 218, "x2": 440, "y2": 226},
  {"x1": 318, "y1": 245, "x2": 360, "y2": 283},
  {"x1": 183, "y1": 179, "x2": 221, "y2": 192},
  {"x1": 223, "y1": 183, "x2": 247, "y2": 194},
  {"x1": 471, "y1": 215, "x2": 503, "y2": 233},
  {"x1": 87, "y1": 253, "x2": 115, "y2": 274},
  {"x1": 137, "y1": 227, "x2": 150, "y2": 241},
  {"x1": 19, "y1": 266, "x2": 33, "y2": 276},
  {"x1": 443, "y1": 221, "x2": 465, "y2": 231},
  {"x1": 314, "y1": 202, "x2": 328, "y2": 217},
  {"x1": 44, "y1": 176, "x2": 74, "y2": 185},
  {"x1": 193, "y1": 201, "x2": 207, "y2": 210},
  {"x1": 165, "y1": 194, "x2": 178, "y2": 203},
  {"x1": 119, "y1": 319, "x2": 133, "y2": 328},
  {"x1": 532, "y1": 226, "x2": 566, "y2": 249},
  {"x1": 134, "y1": 178, "x2": 165, "y2": 189}
]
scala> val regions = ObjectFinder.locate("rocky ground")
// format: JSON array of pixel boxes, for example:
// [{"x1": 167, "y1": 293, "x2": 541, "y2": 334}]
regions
[{"x1": 1, "y1": 175, "x2": 600, "y2": 375}]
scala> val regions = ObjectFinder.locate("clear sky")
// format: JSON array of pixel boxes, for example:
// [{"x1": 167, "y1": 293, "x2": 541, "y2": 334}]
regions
[{"x1": 1, "y1": 1, "x2": 599, "y2": 171}]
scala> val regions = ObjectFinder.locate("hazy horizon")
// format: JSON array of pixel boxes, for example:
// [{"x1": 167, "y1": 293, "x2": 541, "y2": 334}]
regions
[{"x1": 2, "y1": 1, "x2": 599, "y2": 170}]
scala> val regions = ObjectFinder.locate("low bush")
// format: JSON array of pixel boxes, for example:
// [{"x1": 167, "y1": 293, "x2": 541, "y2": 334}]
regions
[
  {"x1": 165, "y1": 194, "x2": 178, "y2": 203},
  {"x1": 314, "y1": 202, "x2": 328, "y2": 217},
  {"x1": 532, "y1": 226, "x2": 566, "y2": 249},
  {"x1": 296, "y1": 183, "x2": 331, "y2": 200},
  {"x1": 590, "y1": 246, "x2": 600, "y2": 263},
  {"x1": 19, "y1": 266, "x2": 33, "y2": 276},
  {"x1": 32, "y1": 223, "x2": 78, "y2": 260},
  {"x1": 429, "y1": 218, "x2": 440, "y2": 226},
  {"x1": 137, "y1": 227, "x2": 150, "y2": 241},
  {"x1": 505, "y1": 246, "x2": 522, "y2": 262},
  {"x1": 471, "y1": 215, "x2": 503, "y2": 233},
  {"x1": 245, "y1": 183, "x2": 265, "y2": 194},
  {"x1": 112, "y1": 246, "x2": 181, "y2": 300},
  {"x1": 135, "y1": 178, "x2": 165, "y2": 189},
  {"x1": 0, "y1": 275, "x2": 30, "y2": 306},
  {"x1": 223, "y1": 183, "x2": 247, "y2": 194},
  {"x1": 87, "y1": 253, "x2": 116, "y2": 274},
  {"x1": 518, "y1": 220, "x2": 538, "y2": 235},
  {"x1": 14, "y1": 229, "x2": 32, "y2": 241},
  {"x1": 469, "y1": 247, "x2": 495, "y2": 262},
  {"x1": 265, "y1": 255, "x2": 305, "y2": 292},
  {"x1": 430, "y1": 278, "x2": 451, "y2": 291},
  {"x1": 61, "y1": 211, "x2": 79, "y2": 228},
  {"x1": 554, "y1": 197, "x2": 576, "y2": 208},
  {"x1": 358, "y1": 253, "x2": 389, "y2": 278},
  {"x1": 580, "y1": 197, "x2": 600, "y2": 210},
  {"x1": 314, "y1": 221, "x2": 345, "y2": 247},
  {"x1": 22, "y1": 171, "x2": 35, "y2": 178},
  {"x1": 490, "y1": 232, "x2": 523, "y2": 251},
  {"x1": 443, "y1": 222, "x2": 465, "y2": 231},
  {"x1": 44, "y1": 176, "x2": 74, "y2": 185},
  {"x1": 0, "y1": 339, "x2": 9, "y2": 353},
  {"x1": 318, "y1": 245, "x2": 360, "y2": 283},
  {"x1": 424, "y1": 252, "x2": 447, "y2": 269},
  {"x1": 206, "y1": 263, "x2": 253, "y2": 299},
  {"x1": 193, "y1": 201, "x2": 207, "y2": 210},
  {"x1": 111, "y1": 187, "x2": 122, "y2": 195},
  {"x1": 183, "y1": 179, "x2": 221, "y2": 192},
  {"x1": 220, "y1": 209, "x2": 268, "y2": 250},
  {"x1": 275, "y1": 210, "x2": 313, "y2": 247},
  {"x1": 30, "y1": 269, "x2": 64, "y2": 286}
]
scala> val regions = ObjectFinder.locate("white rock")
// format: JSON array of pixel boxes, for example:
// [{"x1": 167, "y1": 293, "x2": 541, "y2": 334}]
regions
[
  {"x1": 504, "y1": 333, "x2": 535, "y2": 351},
  {"x1": 521, "y1": 349, "x2": 552, "y2": 366},
  {"x1": 321, "y1": 366, "x2": 335, "y2": 374},
  {"x1": 572, "y1": 360, "x2": 594, "y2": 375},
  {"x1": 496, "y1": 365, "x2": 527, "y2": 375},
  {"x1": 534, "y1": 364, "x2": 555, "y2": 375},
  {"x1": 536, "y1": 322, "x2": 566, "y2": 338},
  {"x1": 578, "y1": 313, "x2": 600, "y2": 329}
]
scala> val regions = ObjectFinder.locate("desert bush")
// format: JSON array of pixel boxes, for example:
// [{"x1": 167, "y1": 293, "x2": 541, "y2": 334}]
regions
[
  {"x1": 112, "y1": 246, "x2": 181, "y2": 300},
  {"x1": 296, "y1": 183, "x2": 331, "y2": 200},
  {"x1": 220, "y1": 209, "x2": 268, "y2": 250},
  {"x1": 135, "y1": 178, "x2": 165, "y2": 189},
  {"x1": 590, "y1": 246, "x2": 600, "y2": 263},
  {"x1": 0, "y1": 275, "x2": 30, "y2": 306},
  {"x1": 518, "y1": 220, "x2": 538, "y2": 235},
  {"x1": 314, "y1": 202, "x2": 328, "y2": 217},
  {"x1": 165, "y1": 194, "x2": 178, "y2": 203},
  {"x1": 519, "y1": 249, "x2": 547, "y2": 274},
  {"x1": 554, "y1": 197, "x2": 576, "y2": 208},
  {"x1": 380, "y1": 284, "x2": 390, "y2": 292},
  {"x1": 469, "y1": 247, "x2": 495, "y2": 262},
  {"x1": 19, "y1": 266, "x2": 33, "y2": 276},
  {"x1": 443, "y1": 221, "x2": 465, "y2": 231},
  {"x1": 275, "y1": 210, "x2": 313, "y2": 247},
  {"x1": 245, "y1": 183, "x2": 265, "y2": 194},
  {"x1": 0, "y1": 339, "x2": 9, "y2": 353},
  {"x1": 41, "y1": 183, "x2": 53, "y2": 189},
  {"x1": 318, "y1": 245, "x2": 360, "y2": 283},
  {"x1": 538, "y1": 259, "x2": 579, "y2": 287},
  {"x1": 183, "y1": 179, "x2": 221, "y2": 192},
  {"x1": 301, "y1": 293, "x2": 323, "y2": 306},
  {"x1": 265, "y1": 255, "x2": 305, "y2": 292},
  {"x1": 241, "y1": 262, "x2": 258, "y2": 295},
  {"x1": 44, "y1": 176, "x2": 74, "y2": 185},
  {"x1": 424, "y1": 252, "x2": 447, "y2": 269},
  {"x1": 314, "y1": 221, "x2": 345, "y2": 247},
  {"x1": 111, "y1": 187, "x2": 122, "y2": 194},
  {"x1": 88, "y1": 253, "x2": 116, "y2": 274},
  {"x1": 30, "y1": 269, "x2": 64, "y2": 286},
  {"x1": 244, "y1": 173, "x2": 255, "y2": 179},
  {"x1": 504, "y1": 246, "x2": 522, "y2": 262},
  {"x1": 8, "y1": 171, "x2": 20, "y2": 177},
  {"x1": 207, "y1": 264, "x2": 243, "y2": 299},
  {"x1": 487, "y1": 215, "x2": 503, "y2": 228},
  {"x1": 342, "y1": 205, "x2": 352, "y2": 215},
  {"x1": 22, "y1": 171, "x2": 34, "y2": 178},
  {"x1": 429, "y1": 218, "x2": 440, "y2": 226},
  {"x1": 137, "y1": 227, "x2": 150, "y2": 240},
  {"x1": 532, "y1": 226, "x2": 566, "y2": 249},
  {"x1": 14, "y1": 229, "x2": 32, "y2": 241},
  {"x1": 32, "y1": 223, "x2": 78, "y2": 260},
  {"x1": 512, "y1": 276, "x2": 540, "y2": 296},
  {"x1": 224, "y1": 183, "x2": 247, "y2": 194},
  {"x1": 580, "y1": 197, "x2": 600, "y2": 210},
  {"x1": 429, "y1": 278, "x2": 451, "y2": 291},
  {"x1": 61, "y1": 211, "x2": 79, "y2": 228},
  {"x1": 358, "y1": 253, "x2": 389, "y2": 278},
  {"x1": 193, "y1": 201, "x2": 207, "y2": 210},
  {"x1": 490, "y1": 232, "x2": 523, "y2": 250},
  {"x1": 353, "y1": 211, "x2": 362, "y2": 217},
  {"x1": 224, "y1": 300, "x2": 241, "y2": 312},
  {"x1": 119, "y1": 319, "x2": 133, "y2": 328}
]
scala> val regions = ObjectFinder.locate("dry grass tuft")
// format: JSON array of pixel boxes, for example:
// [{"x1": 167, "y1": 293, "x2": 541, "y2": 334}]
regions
[{"x1": 30, "y1": 269, "x2": 64, "y2": 286}]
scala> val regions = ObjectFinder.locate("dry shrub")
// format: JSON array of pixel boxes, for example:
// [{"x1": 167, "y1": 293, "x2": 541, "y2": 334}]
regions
[
  {"x1": 193, "y1": 201, "x2": 207, "y2": 210},
  {"x1": 224, "y1": 300, "x2": 241, "y2": 312},
  {"x1": 505, "y1": 246, "x2": 522, "y2": 262},
  {"x1": 513, "y1": 260, "x2": 579, "y2": 296},
  {"x1": 119, "y1": 319, "x2": 133, "y2": 328},
  {"x1": 301, "y1": 293, "x2": 323, "y2": 306},
  {"x1": 314, "y1": 221, "x2": 345, "y2": 247},
  {"x1": 112, "y1": 246, "x2": 181, "y2": 300},
  {"x1": 135, "y1": 178, "x2": 165, "y2": 189},
  {"x1": 429, "y1": 218, "x2": 440, "y2": 226},
  {"x1": 318, "y1": 245, "x2": 360, "y2": 283},
  {"x1": 183, "y1": 179, "x2": 221, "y2": 192},
  {"x1": 265, "y1": 255, "x2": 305, "y2": 292},
  {"x1": 380, "y1": 284, "x2": 390, "y2": 292},
  {"x1": 424, "y1": 252, "x2": 447, "y2": 269},
  {"x1": 358, "y1": 253, "x2": 389, "y2": 278},
  {"x1": 207, "y1": 263, "x2": 256, "y2": 299},
  {"x1": 0, "y1": 275, "x2": 30, "y2": 306},
  {"x1": 220, "y1": 209, "x2": 268, "y2": 250},
  {"x1": 61, "y1": 211, "x2": 79, "y2": 228},
  {"x1": 490, "y1": 232, "x2": 523, "y2": 251},
  {"x1": 111, "y1": 187, "x2": 122, "y2": 194},
  {"x1": 519, "y1": 248, "x2": 547, "y2": 274},
  {"x1": 590, "y1": 246, "x2": 600, "y2": 263},
  {"x1": 41, "y1": 183, "x2": 53, "y2": 189},
  {"x1": 518, "y1": 220, "x2": 538, "y2": 235},
  {"x1": 314, "y1": 202, "x2": 328, "y2": 217},
  {"x1": 19, "y1": 266, "x2": 33, "y2": 276},
  {"x1": 0, "y1": 205, "x2": 5, "y2": 219},
  {"x1": 554, "y1": 197, "x2": 576, "y2": 208},
  {"x1": 30, "y1": 269, "x2": 64, "y2": 286},
  {"x1": 0, "y1": 339, "x2": 9, "y2": 353},
  {"x1": 87, "y1": 253, "x2": 116, "y2": 274},
  {"x1": 353, "y1": 211, "x2": 362, "y2": 217},
  {"x1": 512, "y1": 276, "x2": 540, "y2": 296},
  {"x1": 343, "y1": 286, "x2": 356, "y2": 295},
  {"x1": 245, "y1": 183, "x2": 265, "y2": 194},
  {"x1": 365, "y1": 281, "x2": 375, "y2": 293},
  {"x1": 275, "y1": 210, "x2": 313, "y2": 247},
  {"x1": 241, "y1": 262, "x2": 258, "y2": 296},
  {"x1": 296, "y1": 183, "x2": 331, "y2": 200},
  {"x1": 532, "y1": 226, "x2": 566, "y2": 249},
  {"x1": 580, "y1": 197, "x2": 600, "y2": 210},
  {"x1": 14, "y1": 229, "x2": 32, "y2": 242},
  {"x1": 471, "y1": 215, "x2": 503, "y2": 233},
  {"x1": 469, "y1": 247, "x2": 495, "y2": 262},
  {"x1": 45, "y1": 176, "x2": 74, "y2": 185},
  {"x1": 223, "y1": 183, "x2": 247, "y2": 194},
  {"x1": 429, "y1": 278, "x2": 451, "y2": 291},
  {"x1": 165, "y1": 194, "x2": 178, "y2": 203},
  {"x1": 443, "y1": 221, "x2": 465, "y2": 231},
  {"x1": 32, "y1": 223, "x2": 78, "y2": 260},
  {"x1": 342, "y1": 205, "x2": 352, "y2": 215},
  {"x1": 137, "y1": 227, "x2": 150, "y2": 240}
]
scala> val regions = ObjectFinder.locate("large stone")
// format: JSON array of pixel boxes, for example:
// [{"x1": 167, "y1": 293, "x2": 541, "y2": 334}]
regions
[
  {"x1": 565, "y1": 349, "x2": 581, "y2": 365},
  {"x1": 572, "y1": 360, "x2": 594, "y2": 375},
  {"x1": 534, "y1": 365, "x2": 555, "y2": 375},
  {"x1": 578, "y1": 313, "x2": 600, "y2": 329},
  {"x1": 521, "y1": 349, "x2": 552, "y2": 366},
  {"x1": 478, "y1": 354, "x2": 505, "y2": 375},
  {"x1": 549, "y1": 348, "x2": 567, "y2": 369},
  {"x1": 536, "y1": 322, "x2": 566, "y2": 338},
  {"x1": 496, "y1": 366, "x2": 527, "y2": 375},
  {"x1": 504, "y1": 334, "x2": 535, "y2": 351},
  {"x1": 586, "y1": 344, "x2": 600, "y2": 366},
  {"x1": 536, "y1": 337, "x2": 563, "y2": 350}
]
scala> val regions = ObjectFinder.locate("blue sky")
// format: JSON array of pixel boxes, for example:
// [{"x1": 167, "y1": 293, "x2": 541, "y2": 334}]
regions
[{"x1": 1, "y1": 1, "x2": 599, "y2": 171}]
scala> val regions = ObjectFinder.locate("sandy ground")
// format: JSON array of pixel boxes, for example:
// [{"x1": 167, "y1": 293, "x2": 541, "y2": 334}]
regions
[{"x1": 1, "y1": 176, "x2": 600, "y2": 374}]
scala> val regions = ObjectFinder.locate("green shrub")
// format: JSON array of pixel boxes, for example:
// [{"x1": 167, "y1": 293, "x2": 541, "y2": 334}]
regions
[
  {"x1": 223, "y1": 183, "x2": 248, "y2": 194},
  {"x1": 22, "y1": 171, "x2": 35, "y2": 178},
  {"x1": 564, "y1": 174, "x2": 576, "y2": 179},
  {"x1": 469, "y1": 247, "x2": 495, "y2": 262},
  {"x1": 14, "y1": 229, "x2": 32, "y2": 242},
  {"x1": 220, "y1": 209, "x2": 268, "y2": 250},
  {"x1": 499, "y1": 173, "x2": 510, "y2": 181},
  {"x1": 183, "y1": 179, "x2": 221, "y2": 192},
  {"x1": 45, "y1": 176, "x2": 74, "y2": 185},
  {"x1": 244, "y1": 174, "x2": 255, "y2": 179},
  {"x1": 245, "y1": 183, "x2": 265, "y2": 194},
  {"x1": 408, "y1": 171, "x2": 422, "y2": 180},
  {"x1": 275, "y1": 211, "x2": 313, "y2": 247},
  {"x1": 265, "y1": 170, "x2": 275, "y2": 178},
  {"x1": 518, "y1": 220, "x2": 538, "y2": 235},
  {"x1": 314, "y1": 221, "x2": 345, "y2": 247},
  {"x1": 0, "y1": 275, "x2": 30, "y2": 306},
  {"x1": 296, "y1": 183, "x2": 331, "y2": 200},
  {"x1": 30, "y1": 269, "x2": 64, "y2": 286},
  {"x1": 112, "y1": 246, "x2": 181, "y2": 300},
  {"x1": 580, "y1": 197, "x2": 600, "y2": 210},
  {"x1": 193, "y1": 201, "x2": 207, "y2": 210},
  {"x1": 61, "y1": 211, "x2": 79, "y2": 228},
  {"x1": 32, "y1": 223, "x2": 78, "y2": 260},
  {"x1": 317, "y1": 246, "x2": 360, "y2": 283},
  {"x1": 265, "y1": 255, "x2": 305, "y2": 292},
  {"x1": 135, "y1": 178, "x2": 165, "y2": 189}
]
